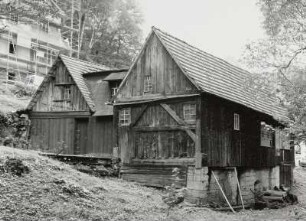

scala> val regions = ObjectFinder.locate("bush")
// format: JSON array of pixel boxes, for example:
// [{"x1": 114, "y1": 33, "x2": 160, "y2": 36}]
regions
[{"x1": 0, "y1": 111, "x2": 30, "y2": 149}]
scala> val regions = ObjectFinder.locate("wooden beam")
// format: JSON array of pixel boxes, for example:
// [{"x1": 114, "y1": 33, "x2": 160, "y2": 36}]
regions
[
  {"x1": 114, "y1": 94, "x2": 200, "y2": 106},
  {"x1": 131, "y1": 104, "x2": 148, "y2": 127},
  {"x1": 30, "y1": 111, "x2": 91, "y2": 118},
  {"x1": 133, "y1": 125, "x2": 196, "y2": 132},
  {"x1": 195, "y1": 96, "x2": 202, "y2": 168},
  {"x1": 160, "y1": 103, "x2": 197, "y2": 142},
  {"x1": 195, "y1": 118, "x2": 201, "y2": 168}
]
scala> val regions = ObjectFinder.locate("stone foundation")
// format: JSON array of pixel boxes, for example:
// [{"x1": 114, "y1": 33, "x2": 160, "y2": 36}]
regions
[{"x1": 186, "y1": 166, "x2": 280, "y2": 206}]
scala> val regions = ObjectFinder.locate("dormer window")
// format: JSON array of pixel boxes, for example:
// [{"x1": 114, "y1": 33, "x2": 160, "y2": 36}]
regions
[
  {"x1": 144, "y1": 75, "x2": 152, "y2": 93},
  {"x1": 111, "y1": 82, "x2": 120, "y2": 96}
]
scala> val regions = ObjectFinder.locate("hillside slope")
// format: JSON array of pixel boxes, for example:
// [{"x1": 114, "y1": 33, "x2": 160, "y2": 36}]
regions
[
  {"x1": 1, "y1": 146, "x2": 306, "y2": 221},
  {"x1": 0, "y1": 146, "x2": 166, "y2": 221}
]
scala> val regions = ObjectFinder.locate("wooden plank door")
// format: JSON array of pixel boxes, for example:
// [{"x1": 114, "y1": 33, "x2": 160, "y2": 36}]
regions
[
  {"x1": 74, "y1": 118, "x2": 89, "y2": 155},
  {"x1": 280, "y1": 163, "x2": 292, "y2": 187}
]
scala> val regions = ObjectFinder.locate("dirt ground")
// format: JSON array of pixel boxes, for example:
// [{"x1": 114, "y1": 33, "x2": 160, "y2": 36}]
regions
[{"x1": 0, "y1": 146, "x2": 305, "y2": 221}]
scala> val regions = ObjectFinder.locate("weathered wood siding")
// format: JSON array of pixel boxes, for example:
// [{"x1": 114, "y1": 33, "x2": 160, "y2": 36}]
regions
[
  {"x1": 117, "y1": 99, "x2": 197, "y2": 165},
  {"x1": 121, "y1": 165, "x2": 187, "y2": 188},
  {"x1": 30, "y1": 115, "x2": 115, "y2": 157},
  {"x1": 33, "y1": 61, "x2": 89, "y2": 111},
  {"x1": 30, "y1": 117, "x2": 75, "y2": 154},
  {"x1": 116, "y1": 33, "x2": 198, "y2": 102},
  {"x1": 202, "y1": 94, "x2": 277, "y2": 168},
  {"x1": 91, "y1": 116, "x2": 114, "y2": 157}
]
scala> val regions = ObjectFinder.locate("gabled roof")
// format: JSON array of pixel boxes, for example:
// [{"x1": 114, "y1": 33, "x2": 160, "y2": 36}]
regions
[
  {"x1": 60, "y1": 55, "x2": 110, "y2": 111},
  {"x1": 150, "y1": 27, "x2": 286, "y2": 120},
  {"x1": 27, "y1": 55, "x2": 110, "y2": 112}
]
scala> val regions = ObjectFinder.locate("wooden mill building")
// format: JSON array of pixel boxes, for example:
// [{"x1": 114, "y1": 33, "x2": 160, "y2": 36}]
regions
[
  {"x1": 27, "y1": 55, "x2": 127, "y2": 157},
  {"x1": 113, "y1": 27, "x2": 293, "y2": 205}
]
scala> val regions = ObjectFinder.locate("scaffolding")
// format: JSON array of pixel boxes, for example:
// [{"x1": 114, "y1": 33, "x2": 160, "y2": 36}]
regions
[
  {"x1": 0, "y1": 0, "x2": 80, "y2": 88},
  {"x1": 52, "y1": 0, "x2": 83, "y2": 58},
  {"x1": 5, "y1": 31, "x2": 21, "y2": 85}
]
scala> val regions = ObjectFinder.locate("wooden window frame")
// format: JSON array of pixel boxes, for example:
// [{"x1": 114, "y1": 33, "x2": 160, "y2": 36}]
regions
[
  {"x1": 119, "y1": 108, "x2": 131, "y2": 126},
  {"x1": 63, "y1": 86, "x2": 71, "y2": 100},
  {"x1": 183, "y1": 104, "x2": 196, "y2": 123},
  {"x1": 7, "y1": 72, "x2": 16, "y2": 82},
  {"x1": 260, "y1": 122, "x2": 275, "y2": 147},
  {"x1": 9, "y1": 13, "x2": 18, "y2": 23},
  {"x1": 234, "y1": 113, "x2": 240, "y2": 131},
  {"x1": 143, "y1": 75, "x2": 152, "y2": 93},
  {"x1": 111, "y1": 82, "x2": 120, "y2": 96}
]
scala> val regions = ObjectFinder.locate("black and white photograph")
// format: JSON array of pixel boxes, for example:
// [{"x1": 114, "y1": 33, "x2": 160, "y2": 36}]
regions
[{"x1": 0, "y1": 0, "x2": 304, "y2": 220}]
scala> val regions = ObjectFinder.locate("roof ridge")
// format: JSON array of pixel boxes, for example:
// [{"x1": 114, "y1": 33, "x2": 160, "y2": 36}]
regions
[
  {"x1": 59, "y1": 54, "x2": 110, "y2": 69},
  {"x1": 152, "y1": 26, "x2": 251, "y2": 77}
]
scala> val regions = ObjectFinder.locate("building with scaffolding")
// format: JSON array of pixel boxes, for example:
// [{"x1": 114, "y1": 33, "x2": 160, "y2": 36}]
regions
[{"x1": 0, "y1": 0, "x2": 83, "y2": 87}]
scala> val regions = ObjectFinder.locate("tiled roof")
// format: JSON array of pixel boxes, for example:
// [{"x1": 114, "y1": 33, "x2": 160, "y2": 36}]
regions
[
  {"x1": 59, "y1": 55, "x2": 110, "y2": 111},
  {"x1": 27, "y1": 55, "x2": 110, "y2": 112},
  {"x1": 152, "y1": 27, "x2": 287, "y2": 120}
]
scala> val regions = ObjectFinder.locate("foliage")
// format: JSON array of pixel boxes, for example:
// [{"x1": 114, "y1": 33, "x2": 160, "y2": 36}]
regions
[
  {"x1": 0, "y1": 0, "x2": 60, "y2": 31},
  {"x1": 0, "y1": 157, "x2": 30, "y2": 176},
  {"x1": 0, "y1": 111, "x2": 30, "y2": 148},
  {"x1": 242, "y1": 0, "x2": 306, "y2": 140},
  {"x1": 80, "y1": 0, "x2": 143, "y2": 68}
]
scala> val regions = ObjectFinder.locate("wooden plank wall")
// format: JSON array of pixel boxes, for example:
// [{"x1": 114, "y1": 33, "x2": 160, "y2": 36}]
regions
[
  {"x1": 134, "y1": 131, "x2": 194, "y2": 159},
  {"x1": 116, "y1": 98, "x2": 198, "y2": 164},
  {"x1": 30, "y1": 117, "x2": 75, "y2": 154},
  {"x1": 116, "y1": 34, "x2": 198, "y2": 101},
  {"x1": 202, "y1": 94, "x2": 278, "y2": 168},
  {"x1": 30, "y1": 116, "x2": 115, "y2": 157},
  {"x1": 33, "y1": 61, "x2": 89, "y2": 112},
  {"x1": 91, "y1": 116, "x2": 114, "y2": 157},
  {"x1": 121, "y1": 164, "x2": 187, "y2": 188}
]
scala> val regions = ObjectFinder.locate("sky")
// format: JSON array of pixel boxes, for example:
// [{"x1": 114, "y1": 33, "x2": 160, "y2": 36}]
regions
[{"x1": 136, "y1": 0, "x2": 266, "y2": 66}]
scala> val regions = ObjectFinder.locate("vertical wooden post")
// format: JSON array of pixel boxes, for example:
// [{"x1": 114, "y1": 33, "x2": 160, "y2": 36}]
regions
[
  {"x1": 195, "y1": 96, "x2": 202, "y2": 169},
  {"x1": 195, "y1": 119, "x2": 202, "y2": 168}
]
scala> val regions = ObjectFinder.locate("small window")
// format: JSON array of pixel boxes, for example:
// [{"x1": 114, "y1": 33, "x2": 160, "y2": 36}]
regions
[
  {"x1": 144, "y1": 75, "x2": 152, "y2": 93},
  {"x1": 63, "y1": 86, "x2": 71, "y2": 100},
  {"x1": 111, "y1": 82, "x2": 120, "y2": 96},
  {"x1": 10, "y1": 13, "x2": 18, "y2": 23},
  {"x1": 8, "y1": 72, "x2": 16, "y2": 81},
  {"x1": 112, "y1": 87, "x2": 119, "y2": 96},
  {"x1": 39, "y1": 22, "x2": 49, "y2": 33},
  {"x1": 9, "y1": 41, "x2": 16, "y2": 54},
  {"x1": 260, "y1": 122, "x2": 275, "y2": 147},
  {"x1": 183, "y1": 104, "x2": 196, "y2": 122},
  {"x1": 119, "y1": 108, "x2": 131, "y2": 126},
  {"x1": 234, "y1": 113, "x2": 240, "y2": 130}
]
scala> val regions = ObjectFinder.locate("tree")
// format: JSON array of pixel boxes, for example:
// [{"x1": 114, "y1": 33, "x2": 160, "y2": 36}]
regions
[
  {"x1": 242, "y1": 0, "x2": 306, "y2": 138},
  {"x1": 80, "y1": 0, "x2": 143, "y2": 68},
  {"x1": 0, "y1": 0, "x2": 60, "y2": 32}
]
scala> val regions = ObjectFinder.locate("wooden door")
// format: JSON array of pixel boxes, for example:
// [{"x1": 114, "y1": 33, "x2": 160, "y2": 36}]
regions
[
  {"x1": 74, "y1": 118, "x2": 89, "y2": 155},
  {"x1": 280, "y1": 164, "x2": 292, "y2": 187}
]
